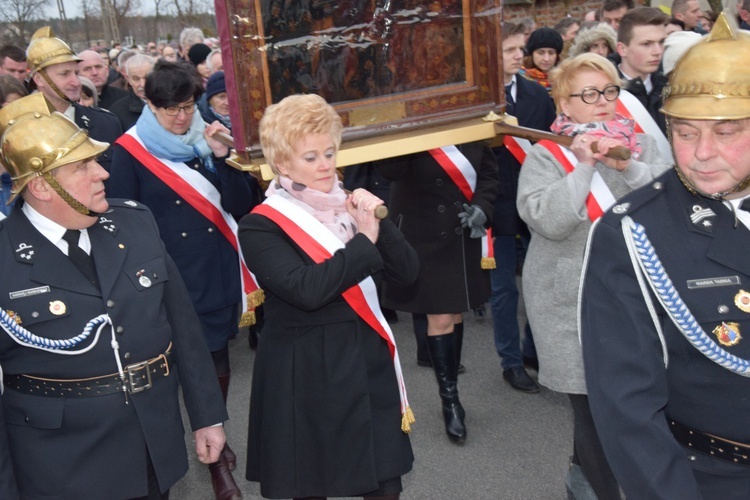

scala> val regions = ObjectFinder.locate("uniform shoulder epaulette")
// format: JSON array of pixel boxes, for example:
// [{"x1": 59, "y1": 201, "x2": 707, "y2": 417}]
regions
[
  {"x1": 107, "y1": 198, "x2": 147, "y2": 211},
  {"x1": 600, "y1": 173, "x2": 671, "y2": 225},
  {"x1": 88, "y1": 105, "x2": 117, "y2": 117}
]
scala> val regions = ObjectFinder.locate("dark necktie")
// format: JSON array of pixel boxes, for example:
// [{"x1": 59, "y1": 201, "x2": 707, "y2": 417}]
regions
[
  {"x1": 62, "y1": 230, "x2": 99, "y2": 288},
  {"x1": 741, "y1": 199, "x2": 750, "y2": 212},
  {"x1": 505, "y1": 83, "x2": 515, "y2": 115}
]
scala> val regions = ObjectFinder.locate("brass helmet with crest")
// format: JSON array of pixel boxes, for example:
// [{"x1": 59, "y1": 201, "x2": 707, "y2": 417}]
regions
[
  {"x1": 662, "y1": 13, "x2": 750, "y2": 120},
  {"x1": 0, "y1": 93, "x2": 109, "y2": 213},
  {"x1": 26, "y1": 26, "x2": 81, "y2": 77}
]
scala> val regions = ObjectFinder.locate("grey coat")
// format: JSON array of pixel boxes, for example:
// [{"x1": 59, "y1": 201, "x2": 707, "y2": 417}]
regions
[{"x1": 517, "y1": 134, "x2": 670, "y2": 394}]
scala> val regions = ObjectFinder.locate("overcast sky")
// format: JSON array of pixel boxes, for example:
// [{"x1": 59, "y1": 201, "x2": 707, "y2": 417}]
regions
[{"x1": 45, "y1": 0, "x2": 158, "y2": 20}]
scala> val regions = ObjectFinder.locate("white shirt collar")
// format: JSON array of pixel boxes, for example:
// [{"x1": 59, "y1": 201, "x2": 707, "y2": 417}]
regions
[
  {"x1": 618, "y1": 66, "x2": 654, "y2": 94},
  {"x1": 22, "y1": 202, "x2": 91, "y2": 255},
  {"x1": 505, "y1": 75, "x2": 517, "y2": 102},
  {"x1": 63, "y1": 104, "x2": 75, "y2": 121}
]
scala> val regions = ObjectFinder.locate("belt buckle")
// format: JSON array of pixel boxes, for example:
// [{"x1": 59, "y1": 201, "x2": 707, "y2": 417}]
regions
[{"x1": 126, "y1": 360, "x2": 152, "y2": 394}]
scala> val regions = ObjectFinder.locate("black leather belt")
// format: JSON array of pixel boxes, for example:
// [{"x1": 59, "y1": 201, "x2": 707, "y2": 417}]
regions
[
  {"x1": 4, "y1": 351, "x2": 171, "y2": 398},
  {"x1": 669, "y1": 419, "x2": 750, "y2": 467}
]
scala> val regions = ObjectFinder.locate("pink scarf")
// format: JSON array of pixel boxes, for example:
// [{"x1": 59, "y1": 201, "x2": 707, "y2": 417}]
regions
[
  {"x1": 265, "y1": 175, "x2": 357, "y2": 243},
  {"x1": 551, "y1": 112, "x2": 642, "y2": 159}
]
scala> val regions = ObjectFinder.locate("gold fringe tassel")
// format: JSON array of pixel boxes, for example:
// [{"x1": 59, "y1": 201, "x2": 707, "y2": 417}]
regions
[
  {"x1": 247, "y1": 289, "x2": 266, "y2": 308},
  {"x1": 238, "y1": 310, "x2": 256, "y2": 328},
  {"x1": 401, "y1": 406, "x2": 415, "y2": 434},
  {"x1": 238, "y1": 289, "x2": 266, "y2": 327},
  {"x1": 481, "y1": 257, "x2": 496, "y2": 270}
]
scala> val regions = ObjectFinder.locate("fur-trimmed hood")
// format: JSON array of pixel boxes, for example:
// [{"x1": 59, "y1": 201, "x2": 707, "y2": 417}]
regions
[{"x1": 568, "y1": 23, "x2": 618, "y2": 59}]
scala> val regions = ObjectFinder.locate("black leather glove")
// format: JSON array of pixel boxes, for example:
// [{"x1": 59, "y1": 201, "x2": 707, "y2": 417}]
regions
[{"x1": 458, "y1": 203, "x2": 487, "y2": 239}]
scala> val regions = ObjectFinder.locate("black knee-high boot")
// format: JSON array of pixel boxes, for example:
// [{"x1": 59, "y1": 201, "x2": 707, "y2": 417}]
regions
[
  {"x1": 453, "y1": 322, "x2": 464, "y2": 369},
  {"x1": 427, "y1": 333, "x2": 466, "y2": 443}
]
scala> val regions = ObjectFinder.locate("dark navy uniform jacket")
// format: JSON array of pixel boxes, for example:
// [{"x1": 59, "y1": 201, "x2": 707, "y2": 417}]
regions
[
  {"x1": 72, "y1": 102, "x2": 123, "y2": 173},
  {"x1": 581, "y1": 168, "x2": 750, "y2": 499},
  {"x1": 0, "y1": 200, "x2": 227, "y2": 499}
]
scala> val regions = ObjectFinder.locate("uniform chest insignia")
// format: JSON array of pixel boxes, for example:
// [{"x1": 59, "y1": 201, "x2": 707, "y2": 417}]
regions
[
  {"x1": 15, "y1": 243, "x2": 34, "y2": 262},
  {"x1": 713, "y1": 322, "x2": 742, "y2": 347},
  {"x1": 124, "y1": 200, "x2": 137, "y2": 207},
  {"x1": 136, "y1": 269, "x2": 152, "y2": 288},
  {"x1": 735, "y1": 290, "x2": 750, "y2": 313},
  {"x1": 80, "y1": 114, "x2": 90, "y2": 128},
  {"x1": 612, "y1": 203, "x2": 630, "y2": 214},
  {"x1": 49, "y1": 300, "x2": 66, "y2": 316},
  {"x1": 689, "y1": 204, "x2": 716, "y2": 232}
]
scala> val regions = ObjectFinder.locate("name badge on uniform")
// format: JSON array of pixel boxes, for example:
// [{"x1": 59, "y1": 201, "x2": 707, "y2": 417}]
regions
[{"x1": 686, "y1": 276, "x2": 740, "y2": 289}]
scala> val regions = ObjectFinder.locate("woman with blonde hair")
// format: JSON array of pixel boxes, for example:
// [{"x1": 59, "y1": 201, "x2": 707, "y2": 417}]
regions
[
  {"x1": 517, "y1": 52, "x2": 670, "y2": 499},
  {"x1": 239, "y1": 93, "x2": 416, "y2": 499}
]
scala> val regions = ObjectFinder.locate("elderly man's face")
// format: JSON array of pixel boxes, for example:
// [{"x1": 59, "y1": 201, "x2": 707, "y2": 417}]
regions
[
  {"x1": 671, "y1": 118, "x2": 750, "y2": 198},
  {"x1": 126, "y1": 63, "x2": 153, "y2": 99}
]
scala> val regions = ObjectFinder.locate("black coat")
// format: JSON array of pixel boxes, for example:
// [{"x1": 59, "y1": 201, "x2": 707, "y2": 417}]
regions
[
  {"x1": 493, "y1": 76, "x2": 556, "y2": 236},
  {"x1": 107, "y1": 140, "x2": 253, "y2": 350},
  {"x1": 98, "y1": 83, "x2": 129, "y2": 110},
  {"x1": 73, "y1": 102, "x2": 123, "y2": 174},
  {"x1": 239, "y1": 213, "x2": 416, "y2": 498},
  {"x1": 581, "y1": 169, "x2": 750, "y2": 498},
  {"x1": 377, "y1": 142, "x2": 499, "y2": 313},
  {"x1": 608, "y1": 54, "x2": 668, "y2": 136},
  {"x1": 0, "y1": 200, "x2": 227, "y2": 499},
  {"x1": 109, "y1": 89, "x2": 144, "y2": 131}
]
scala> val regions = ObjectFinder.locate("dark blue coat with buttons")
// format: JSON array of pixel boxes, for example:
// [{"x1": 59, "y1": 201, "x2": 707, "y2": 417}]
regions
[
  {"x1": 377, "y1": 141, "x2": 499, "y2": 313},
  {"x1": 581, "y1": 168, "x2": 750, "y2": 499},
  {"x1": 0, "y1": 200, "x2": 227, "y2": 499},
  {"x1": 107, "y1": 144, "x2": 253, "y2": 350}
]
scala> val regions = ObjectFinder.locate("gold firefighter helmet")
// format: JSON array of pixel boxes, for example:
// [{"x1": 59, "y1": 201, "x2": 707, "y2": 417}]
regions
[
  {"x1": 26, "y1": 26, "x2": 81, "y2": 76},
  {"x1": 0, "y1": 93, "x2": 109, "y2": 209},
  {"x1": 662, "y1": 13, "x2": 750, "y2": 120}
]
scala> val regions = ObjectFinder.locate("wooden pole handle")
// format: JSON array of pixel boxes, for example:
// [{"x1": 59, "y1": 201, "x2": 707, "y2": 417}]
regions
[
  {"x1": 343, "y1": 189, "x2": 389, "y2": 220},
  {"x1": 494, "y1": 122, "x2": 632, "y2": 161}
]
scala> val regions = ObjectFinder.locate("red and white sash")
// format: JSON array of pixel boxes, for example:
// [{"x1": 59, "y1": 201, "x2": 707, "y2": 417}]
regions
[
  {"x1": 116, "y1": 130, "x2": 263, "y2": 326},
  {"x1": 616, "y1": 89, "x2": 673, "y2": 163},
  {"x1": 427, "y1": 146, "x2": 496, "y2": 269},
  {"x1": 537, "y1": 140, "x2": 616, "y2": 222},
  {"x1": 502, "y1": 136, "x2": 534, "y2": 165},
  {"x1": 252, "y1": 194, "x2": 414, "y2": 433}
]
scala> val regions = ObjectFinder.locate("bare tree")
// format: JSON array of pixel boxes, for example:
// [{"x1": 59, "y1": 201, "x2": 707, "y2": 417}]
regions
[
  {"x1": 167, "y1": 0, "x2": 212, "y2": 27},
  {"x1": 0, "y1": 0, "x2": 52, "y2": 45},
  {"x1": 80, "y1": 0, "x2": 99, "y2": 46}
]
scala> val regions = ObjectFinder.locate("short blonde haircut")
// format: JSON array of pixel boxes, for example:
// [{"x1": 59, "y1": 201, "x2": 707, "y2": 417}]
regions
[
  {"x1": 549, "y1": 53, "x2": 622, "y2": 113},
  {"x1": 259, "y1": 94, "x2": 343, "y2": 173}
]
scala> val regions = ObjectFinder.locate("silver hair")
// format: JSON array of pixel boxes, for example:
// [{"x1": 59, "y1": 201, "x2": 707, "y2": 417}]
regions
[{"x1": 125, "y1": 53, "x2": 156, "y2": 76}]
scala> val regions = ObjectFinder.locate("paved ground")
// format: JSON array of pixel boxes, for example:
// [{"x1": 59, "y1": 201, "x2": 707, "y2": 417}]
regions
[{"x1": 172, "y1": 305, "x2": 574, "y2": 500}]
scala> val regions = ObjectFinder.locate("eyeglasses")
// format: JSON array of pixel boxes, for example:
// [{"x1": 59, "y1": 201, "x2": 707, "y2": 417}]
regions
[
  {"x1": 163, "y1": 103, "x2": 196, "y2": 116},
  {"x1": 569, "y1": 85, "x2": 620, "y2": 104}
]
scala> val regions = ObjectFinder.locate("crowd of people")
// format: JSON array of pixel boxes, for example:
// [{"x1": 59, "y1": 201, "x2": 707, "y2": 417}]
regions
[{"x1": 0, "y1": 1, "x2": 749, "y2": 499}]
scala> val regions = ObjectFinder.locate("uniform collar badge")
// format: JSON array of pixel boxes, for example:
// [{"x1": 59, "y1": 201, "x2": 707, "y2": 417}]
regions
[
  {"x1": 689, "y1": 203, "x2": 716, "y2": 233},
  {"x1": 713, "y1": 322, "x2": 742, "y2": 347},
  {"x1": 98, "y1": 216, "x2": 117, "y2": 234},
  {"x1": 15, "y1": 242, "x2": 34, "y2": 262}
]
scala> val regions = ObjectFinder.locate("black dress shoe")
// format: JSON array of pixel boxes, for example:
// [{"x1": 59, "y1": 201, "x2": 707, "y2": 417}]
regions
[{"x1": 503, "y1": 366, "x2": 540, "y2": 393}]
